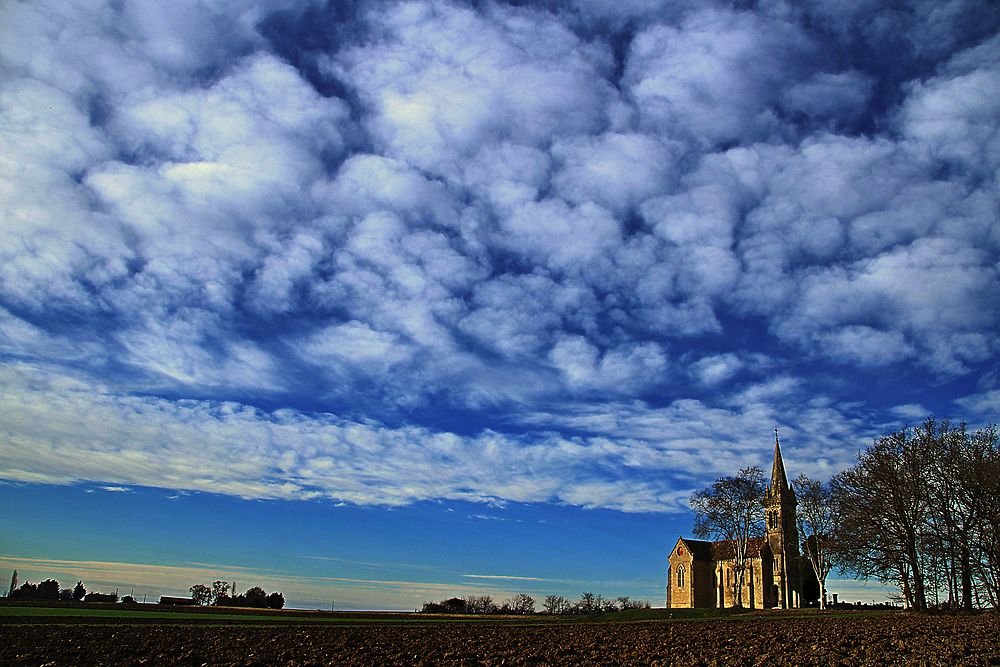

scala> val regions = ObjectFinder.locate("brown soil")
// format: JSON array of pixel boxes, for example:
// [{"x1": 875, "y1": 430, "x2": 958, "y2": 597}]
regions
[{"x1": 3, "y1": 612, "x2": 999, "y2": 666}]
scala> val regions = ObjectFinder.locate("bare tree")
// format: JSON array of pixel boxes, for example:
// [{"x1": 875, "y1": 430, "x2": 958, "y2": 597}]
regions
[
  {"x1": 690, "y1": 466, "x2": 766, "y2": 607},
  {"x1": 792, "y1": 474, "x2": 836, "y2": 610},
  {"x1": 832, "y1": 429, "x2": 932, "y2": 610},
  {"x1": 577, "y1": 591, "x2": 596, "y2": 613},
  {"x1": 974, "y1": 426, "x2": 1000, "y2": 608},
  {"x1": 462, "y1": 595, "x2": 496, "y2": 614},
  {"x1": 505, "y1": 593, "x2": 534, "y2": 614},
  {"x1": 832, "y1": 419, "x2": 1000, "y2": 611},
  {"x1": 543, "y1": 595, "x2": 567, "y2": 614}
]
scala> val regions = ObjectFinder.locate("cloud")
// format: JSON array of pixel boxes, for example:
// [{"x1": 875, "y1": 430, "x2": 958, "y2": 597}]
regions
[
  {"x1": 897, "y1": 33, "x2": 1000, "y2": 172},
  {"x1": 330, "y1": 0, "x2": 616, "y2": 178},
  {"x1": 551, "y1": 132, "x2": 680, "y2": 215},
  {"x1": 0, "y1": 0, "x2": 997, "y2": 519},
  {"x1": 689, "y1": 353, "x2": 745, "y2": 386},
  {"x1": 0, "y1": 363, "x2": 876, "y2": 512},
  {"x1": 623, "y1": 8, "x2": 814, "y2": 147}
]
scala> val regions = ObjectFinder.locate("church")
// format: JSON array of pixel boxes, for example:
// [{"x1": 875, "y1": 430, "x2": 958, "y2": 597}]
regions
[{"x1": 666, "y1": 434, "x2": 818, "y2": 609}]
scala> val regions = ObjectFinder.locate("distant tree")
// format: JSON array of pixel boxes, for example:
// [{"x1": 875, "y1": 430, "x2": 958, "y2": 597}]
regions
[
  {"x1": 792, "y1": 474, "x2": 837, "y2": 610},
  {"x1": 13, "y1": 582, "x2": 37, "y2": 600},
  {"x1": 463, "y1": 595, "x2": 496, "y2": 614},
  {"x1": 542, "y1": 595, "x2": 567, "y2": 614},
  {"x1": 266, "y1": 592, "x2": 285, "y2": 609},
  {"x1": 190, "y1": 584, "x2": 211, "y2": 606},
  {"x1": 59, "y1": 588, "x2": 74, "y2": 601},
  {"x1": 37, "y1": 579, "x2": 60, "y2": 600},
  {"x1": 506, "y1": 593, "x2": 534, "y2": 614},
  {"x1": 244, "y1": 586, "x2": 268, "y2": 608},
  {"x1": 211, "y1": 580, "x2": 230, "y2": 605},
  {"x1": 690, "y1": 465, "x2": 766, "y2": 608},
  {"x1": 73, "y1": 581, "x2": 86, "y2": 601},
  {"x1": 8, "y1": 570, "x2": 17, "y2": 598},
  {"x1": 121, "y1": 595, "x2": 136, "y2": 604},
  {"x1": 578, "y1": 592, "x2": 597, "y2": 613},
  {"x1": 616, "y1": 596, "x2": 631, "y2": 610},
  {"x1": 443, "y1": 597, "x2": 467, "y2": 613}
]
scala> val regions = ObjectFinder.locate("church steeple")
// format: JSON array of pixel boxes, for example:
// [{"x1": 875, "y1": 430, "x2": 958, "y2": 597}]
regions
[
  {"x1": 763, "y1": 427, "x2": 801, "y2": 609},
  {"x1": 770, "y1": 428, "x2": 789, "y2": 492}
]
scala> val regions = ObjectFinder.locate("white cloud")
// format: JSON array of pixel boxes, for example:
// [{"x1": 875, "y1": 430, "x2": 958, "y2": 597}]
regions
[
  {"x1": 898, "y1": 34, "x2": 1000, "y2": 172},
  {"x1": 551, "y1": 132, "x2": 680, "y2": 215},
  {"x1": 0, "y1": 363, "x2": 874, "y2": 513},
  {"x1": 331, "y1": 0, "x2": 615, "y2": 178},
  {"x1": 0, "y1": 0, "x2": 997, "y2": 521},
  {"x1": 624, "y1": 8, "x2": 813, "y2": 147},
  {"x1": 549, "y1": 335, "x2": 668, "y2": 394},
  {"x1": 780, "y1": 71, "x2": 874, "y2": 125},
  {"x1": 690, "y1": 353, "x2": 744, "y2": 386}
]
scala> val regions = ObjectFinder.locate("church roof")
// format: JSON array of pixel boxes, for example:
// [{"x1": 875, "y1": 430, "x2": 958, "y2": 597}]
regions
[
  {"x1": 677, "y1": 538, "x2": 715, "y2": 561},
  {"x1": 710, "y1": 536, "x2": 769, "y2": 561},
  {"x1": 676, "y1": 536, "x2": 769, "y2": 562}
]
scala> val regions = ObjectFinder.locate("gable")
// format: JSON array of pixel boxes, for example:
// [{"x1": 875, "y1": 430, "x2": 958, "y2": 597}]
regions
[{"x1": 670, "y1": 537, "x2": 714, "y2": 562}]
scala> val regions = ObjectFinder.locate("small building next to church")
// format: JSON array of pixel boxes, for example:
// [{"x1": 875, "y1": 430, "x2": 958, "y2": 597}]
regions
[{"x1": 666, "y1": 434, "x2": 818, "y2": 609}]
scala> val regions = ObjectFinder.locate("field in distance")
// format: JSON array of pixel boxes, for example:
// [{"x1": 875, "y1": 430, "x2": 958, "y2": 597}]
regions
[{"x1": 3, "y1": 604, "x2": 999, "y2": 665}]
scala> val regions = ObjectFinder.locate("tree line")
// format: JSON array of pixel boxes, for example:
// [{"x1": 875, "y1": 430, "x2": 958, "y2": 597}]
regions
[
  {"x1": 189, "y1": 580, "x2": 284, "y2": 609},
  {"x1": 691, "y1": 418, "x2": 998, "y2": 611},
  {"x1": 421, "y1": 592, "x2": 651, "y2": 614},
  {"x1": 5, "y1": 575, "x2": 124, "y2": 603}
]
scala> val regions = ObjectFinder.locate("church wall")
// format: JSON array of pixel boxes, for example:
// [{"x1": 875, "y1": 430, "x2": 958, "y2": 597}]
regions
[
  {"x1": 717, "y1": 558, "x2": 766, "y2": 609},
  {"x1": 692, "y1": 560, "x2": 714, "y2": 608},
  {"x1": 667, "y1": 551, "x2": 695, "y2": 608}
]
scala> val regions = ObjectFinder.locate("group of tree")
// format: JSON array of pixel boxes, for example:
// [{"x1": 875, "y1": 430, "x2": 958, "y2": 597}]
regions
[
  {"x1": 189, "y1": 581, "x2": 284, "y2": 609},
  {"x1": 421, "y1": 592, "x2": 651, "y2": 615},
  {"x1": 420, "y1": 594, "x2": 534, "y2": 614},
  {"x1": 543, "y1": 593, "x2": 651, "y2": 614},
  {"x1": 690, "y1": 418, "x2": 998, "y2": 611},
  {"x1": 831, "y1": 419, "x2": 999, "y2": 610},
  {"x1": 5, "y1": 576, "x2": 116, "y2": 603}
]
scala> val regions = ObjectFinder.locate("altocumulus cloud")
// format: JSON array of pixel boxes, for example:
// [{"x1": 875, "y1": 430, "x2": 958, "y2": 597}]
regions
[{"x1": 1, "y1": 0, "x2": 998, "y2": 512}]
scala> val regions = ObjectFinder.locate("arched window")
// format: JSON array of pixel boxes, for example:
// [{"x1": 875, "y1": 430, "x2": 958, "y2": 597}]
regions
[{"x1": 677, "y1": 565, "x2": 686, "y2": 588}]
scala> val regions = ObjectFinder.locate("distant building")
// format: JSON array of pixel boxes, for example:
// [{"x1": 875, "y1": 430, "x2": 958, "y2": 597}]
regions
[
  {"x1": 158, "y1": 596, "x2": 197, "y2": 606},
  {"x1": 666, "y1": 434, "x2": 816, "y2": 609},
  {"x1": 83, "y1": 592, "x2": 118, "y2": 603}
]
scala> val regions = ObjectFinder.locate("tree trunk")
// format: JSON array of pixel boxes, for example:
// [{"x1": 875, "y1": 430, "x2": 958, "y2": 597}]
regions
[{"x1": 961, "y1": 544, "x2": 973, "y2": 611}]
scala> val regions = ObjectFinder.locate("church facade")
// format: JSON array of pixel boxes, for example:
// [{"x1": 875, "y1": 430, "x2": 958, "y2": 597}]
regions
[{"x1": 666, "y1": 435, "x2": 813, "y2": 609}]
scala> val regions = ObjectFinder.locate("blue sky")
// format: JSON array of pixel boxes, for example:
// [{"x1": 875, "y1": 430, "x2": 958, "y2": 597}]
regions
[{"x1": 1, "y1": 0, "x2": 998, "y2": 609}]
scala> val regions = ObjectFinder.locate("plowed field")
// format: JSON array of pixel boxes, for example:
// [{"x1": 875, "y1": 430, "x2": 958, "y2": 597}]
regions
[{"x1": 3, "y1": 611, "x2": 999, "y2": 666}]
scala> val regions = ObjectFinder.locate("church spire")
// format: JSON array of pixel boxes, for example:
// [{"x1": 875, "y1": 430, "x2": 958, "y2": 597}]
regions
[{"x1": 771, "y1": 427, "x2": 789, "y2": 491}]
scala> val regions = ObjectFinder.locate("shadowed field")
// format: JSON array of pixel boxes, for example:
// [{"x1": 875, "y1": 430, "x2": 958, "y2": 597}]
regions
[{"x1": 3, "y1": 606, "x2": 998, "y2": 665}]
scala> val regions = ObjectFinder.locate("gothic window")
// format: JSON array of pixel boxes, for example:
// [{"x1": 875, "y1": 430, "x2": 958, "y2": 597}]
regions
[{"x1": 677, "y1": 565, "x2": 685, "y2": 588}]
